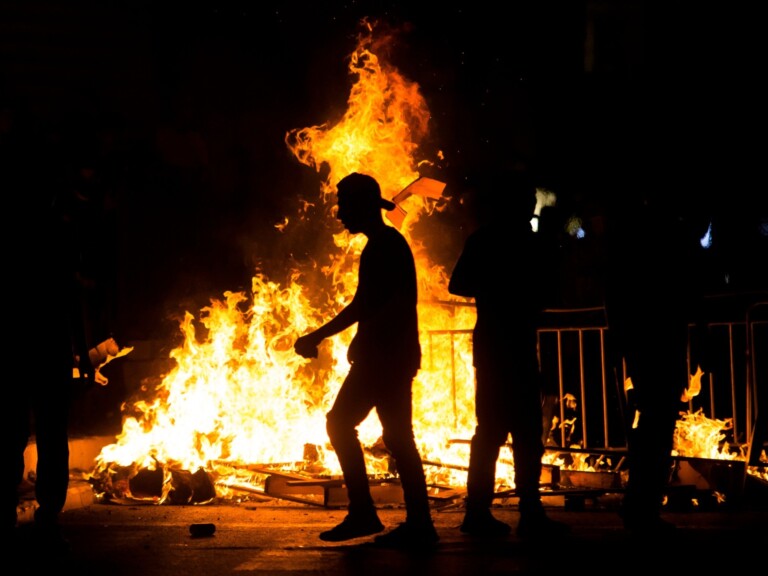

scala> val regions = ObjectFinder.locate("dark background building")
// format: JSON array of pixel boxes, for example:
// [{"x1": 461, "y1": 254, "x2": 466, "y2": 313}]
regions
[
  {"x1": 2, "y1": 1, "x2": 764, "y2": 344},
  {"x1": 4, "y1": 0, "x2": 767, "y2": 454},
  {"x1": 0, "y1": 1, "x2": 649, "y2": 338}
]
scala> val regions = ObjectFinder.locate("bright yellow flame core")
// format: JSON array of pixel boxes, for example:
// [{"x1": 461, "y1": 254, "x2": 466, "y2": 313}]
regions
[{"x1": 674, "y1": 409, "x2": 737, "y2": 461}]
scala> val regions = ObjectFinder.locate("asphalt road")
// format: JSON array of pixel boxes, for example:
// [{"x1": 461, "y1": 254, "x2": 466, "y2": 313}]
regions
[{"x1": 16, "y1": 486, "x2": 768, "y2": 576}]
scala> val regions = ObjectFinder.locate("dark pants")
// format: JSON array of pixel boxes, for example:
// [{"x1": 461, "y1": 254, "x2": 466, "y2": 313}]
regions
[
  {"x1": 3, "y1": 339, "x2": 73, "y2": 530},
  {"x1": 466, "y1": 340, "x2": 545, "y2": 514},
  {"x1": 617, "y1": 315, "x2": 689, "y2": 517},
  {"x1": 326, "y1": 362, "x2": 431, "y2": 524}
]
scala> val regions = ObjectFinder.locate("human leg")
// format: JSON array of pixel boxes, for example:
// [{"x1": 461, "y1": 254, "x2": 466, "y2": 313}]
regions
[
  {"x1": 370, "y1": 373, "x2": 438, "y2": 549},
  {"x1": 459, "y1": 366, "x2": 511, "y2": 536},
  {"x1": 31, "y1": 396, "x2": 70, "y2": 528},
  {"x1": 31, "y1": 343, "x2": 73, "y2": 511},
  {"x1": 459, "y1": 428, "x2": 512, "y2": 537},
  {"x1": 621, "y1": 332, "x2": 687, "y2": 535},
  {"x1": 29, "y1": 356, "x2": 73, "y2": 553},
  {"x1": 508, "y1": 377, "x2": 569, "y2": 539},
  {"x1": 321, "y1": 365, "x2": 383, "y2": 541},
  {"x1": 376, "y1": 380, "x2": 432, "y2": 523},
  {"x1": 2, "y1": 395, "x2": 31, "y2": 534}
]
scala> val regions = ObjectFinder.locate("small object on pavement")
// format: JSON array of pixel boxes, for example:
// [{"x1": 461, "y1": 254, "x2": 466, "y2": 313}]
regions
[{"x1": 189, "y1": 523, "x2": 216, "y2": 538}]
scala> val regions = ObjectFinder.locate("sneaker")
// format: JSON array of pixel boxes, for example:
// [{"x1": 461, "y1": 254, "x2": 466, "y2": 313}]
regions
[
  {"x1": 460, "y1": 511, "x2": 511, "y2": 537},
  {"x1": 373, "y1": 521, "x2": 439, "y2": 550},
  {"x1": 516, "y1": 513, "x2": 570, "y2": 540},
  {"x1": 319, "y1": 512, "x2": 384, "y2": 542}
]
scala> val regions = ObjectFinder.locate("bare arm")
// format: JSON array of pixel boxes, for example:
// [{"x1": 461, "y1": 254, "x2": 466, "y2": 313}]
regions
[{"x1": 294, "y1": 299, "x2": 359, "y2": 359}]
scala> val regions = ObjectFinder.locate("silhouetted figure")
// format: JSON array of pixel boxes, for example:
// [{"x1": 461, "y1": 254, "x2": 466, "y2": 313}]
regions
[
  {"x1": 2, "y1": 113, "x2": 95, "y2": 553},
  {"x1": 603, "y1": 184, "x2": 711, "y2": 537},
  {"x1": 534, "y1": 203, "x2": 570, "y2": 445},
  {"x1": 294, "y1": 173, "x2": 438, "y2": 549},
  {"x1": 448, "y1": 169, "x2": 569, "y2": 539}
]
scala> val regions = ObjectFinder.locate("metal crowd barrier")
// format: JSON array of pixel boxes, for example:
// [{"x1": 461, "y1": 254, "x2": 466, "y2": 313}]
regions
[{"x1": 425, "y1": 294, "x2": 767, "y2": 461}]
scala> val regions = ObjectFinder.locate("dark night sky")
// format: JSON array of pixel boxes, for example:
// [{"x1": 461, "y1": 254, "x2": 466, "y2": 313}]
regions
[{"x1": 6, "y1": 2, "x2": 763, "y2": 346}]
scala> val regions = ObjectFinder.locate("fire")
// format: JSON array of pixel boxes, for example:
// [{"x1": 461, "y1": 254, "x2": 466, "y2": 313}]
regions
[
  {"x1": 87, "y1": 22, "x2": 763, "y2": 504},
  {"x1": 285, "y1": 19, "x2": 432, "y2": 216},
  {"x1": 282, "y1": 19, "x2": 480, "y2": 484},
  {"x1": 90, "y1": 21, "x2": 482, "y2": 502},
  {"x1": 673, "y1": 408, "x2": 738, "y2": 461}
]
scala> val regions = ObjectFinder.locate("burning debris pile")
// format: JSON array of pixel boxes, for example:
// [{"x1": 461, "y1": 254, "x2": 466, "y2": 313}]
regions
[
  {"x1": 84, "y1": 21, "x2": 765, "y2": 508},
  {"x1": 87, "y1": 21, "x2": 480, "y2": 505},
  {"x1": 674, "y1": 371, "x2": 767, "y2": 485},
  {"x1": 674, "y1": 408, "x2": 738, "y2": 461}
]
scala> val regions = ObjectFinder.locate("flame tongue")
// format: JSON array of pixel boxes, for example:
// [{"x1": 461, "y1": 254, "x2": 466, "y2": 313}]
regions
[{"x1": 674, "y1": 408, "x2": 736, "y2": 460}]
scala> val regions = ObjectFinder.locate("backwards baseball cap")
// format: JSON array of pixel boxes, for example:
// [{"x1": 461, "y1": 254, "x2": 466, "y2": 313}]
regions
[{"x1": 336, "y1": 172, "x2": 396, "y2": 211}]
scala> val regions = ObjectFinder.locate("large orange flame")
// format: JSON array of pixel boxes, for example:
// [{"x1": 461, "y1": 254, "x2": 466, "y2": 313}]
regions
[{"x1": 91, "y1": 21, "x2": 756, "y2": 505}]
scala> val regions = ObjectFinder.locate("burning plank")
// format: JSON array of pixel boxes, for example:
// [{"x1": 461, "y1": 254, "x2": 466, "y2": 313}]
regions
[
  {"x1": 385, "y1": 177, "x2": 447, "y2": 229},
  {"x1": 559, "y1": 469, "x2": 622, "y2": 490},
  {"x1": 262, "y1": 472, "x2": 405, "y2": 508},
  {"x1": 264, "y1": 472, "x2": 334, "y2": 507}
]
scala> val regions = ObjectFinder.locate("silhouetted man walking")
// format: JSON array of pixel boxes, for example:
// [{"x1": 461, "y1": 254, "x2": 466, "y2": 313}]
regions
[{"x1": 294, "y1": 172, "x2": 438, "y2": 550}]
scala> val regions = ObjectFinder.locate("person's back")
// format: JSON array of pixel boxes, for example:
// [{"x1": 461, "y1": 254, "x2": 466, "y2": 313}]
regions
[
  {"x1": 348, "y1": 224, "x2": 420, "y2": 374},
  {"x1": 468, "y1": 222, "x2": 547, "y2": 343},
  {"x1": 604, "y1": 188, "x2": 710, "y2": 386},
  {"x1": 3, "y1": 124, "x2": 94, "y2": 553},
  {"x1": 294, "y1": 172, "x2": 436, "y2": 550},
  {"x1": 604, "y1": 191, "x2": 705, "y2": 317},
  {"x1": 603, "y1": 185, "x2": 711, "y2": 536},
  {"x1": 449, "y1": 170, "x2": 549, "y2": 365},
  {"x1": 449, "y1": 168, "x2": 569, "y2": 540}
]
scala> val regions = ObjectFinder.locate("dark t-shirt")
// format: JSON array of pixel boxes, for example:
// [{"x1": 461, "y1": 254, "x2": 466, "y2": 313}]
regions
[
  {"x1": 347, "y1": 225, "x2": 421, "y2": 375},
  {"x1": 448, "y1": 222, "x2": 550, "y2": 369}
]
